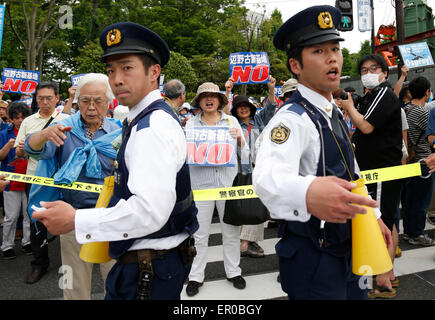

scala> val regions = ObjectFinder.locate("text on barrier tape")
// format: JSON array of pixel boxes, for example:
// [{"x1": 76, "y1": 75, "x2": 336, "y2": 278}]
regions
[
  {"x1": 0, "y1": 171, "x2": 103, "y2": 193},
  {"x1": 0, "y1": 162, "x2": 422, "y2": 200}
]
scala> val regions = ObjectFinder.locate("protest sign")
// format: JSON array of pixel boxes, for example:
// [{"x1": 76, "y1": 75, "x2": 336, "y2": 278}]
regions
[
  {"x1": 2, "y1": 68, "x2": 40, "y2": 94},
  {"x1": 71, "y1": 73, "x2": 87, "y2": 86},
  {"x1": 398, "y1": 42, "x2": 434, "y2": 69},
  {"x1": 229, "y1": 52, "x2": 270, "y2": 85},
  {"x1": 186, "y1": 126, "x2": 237, "y2": 167}
]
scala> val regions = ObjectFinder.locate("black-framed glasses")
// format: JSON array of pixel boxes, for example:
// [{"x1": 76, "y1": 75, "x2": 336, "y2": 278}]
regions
[{"x1": 360, "y1": 65, "x2": 381, "y2": 75}]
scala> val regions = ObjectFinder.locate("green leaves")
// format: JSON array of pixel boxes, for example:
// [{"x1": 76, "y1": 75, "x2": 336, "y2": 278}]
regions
[{"x1": 0, "y1": 0, "x2": 370, "y2": 101}]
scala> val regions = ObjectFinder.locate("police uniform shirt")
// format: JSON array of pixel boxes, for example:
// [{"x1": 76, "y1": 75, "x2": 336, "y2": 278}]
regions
[
  {"x1": 252, "y1": 84, "x2": 381, "y2": 222},
  {"x1": 74, "y1": 89, "x2": 189, "y2": 250}
]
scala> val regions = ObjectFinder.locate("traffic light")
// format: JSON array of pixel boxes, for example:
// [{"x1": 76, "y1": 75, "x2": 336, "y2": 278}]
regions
[{"x1": 335, "y1": 0, "x2": 353, "y2": 31}]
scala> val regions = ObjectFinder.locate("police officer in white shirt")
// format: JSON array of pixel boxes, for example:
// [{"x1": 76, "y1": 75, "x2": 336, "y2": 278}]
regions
[
  {"x1": 252, "y1": 5, "x2": 392, "y2": 300},
  {"x1": 32, "y1": 22, "x2": 199, "y2": 300}
]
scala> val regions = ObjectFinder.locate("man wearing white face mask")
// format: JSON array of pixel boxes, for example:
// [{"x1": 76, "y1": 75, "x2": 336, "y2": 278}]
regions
[{"x1": 339, "y1": 54, "x2": 402, "y2": 298}]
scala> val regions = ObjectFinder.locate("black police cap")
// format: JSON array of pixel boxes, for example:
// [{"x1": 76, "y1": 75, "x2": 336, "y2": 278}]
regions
[
  {"x1": 99, "y1": 22, "x2": 170, "y2": 67},
  {"x1": 274, "y1": 5, "x2": 344, "y2": 52}
]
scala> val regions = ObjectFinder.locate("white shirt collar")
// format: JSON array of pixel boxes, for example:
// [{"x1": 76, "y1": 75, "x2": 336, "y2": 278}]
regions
[
  {"x1": 297, "y1": 84, "x2": 335, "y2": 117},
  {"x1": 128, "y1": 89, "x2": 162, "y2": 122}
]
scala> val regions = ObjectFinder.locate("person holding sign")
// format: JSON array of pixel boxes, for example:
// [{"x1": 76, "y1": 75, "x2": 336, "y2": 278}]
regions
[
  {"x1": 62, "y1": 85, "x2": 78, "y2": 115},
  {"x1": 253, "y1": 5, "x2": 392, "y2": 300},
  {"x1": 185, "y1": 82, "x2": 249, "y2": 297}
]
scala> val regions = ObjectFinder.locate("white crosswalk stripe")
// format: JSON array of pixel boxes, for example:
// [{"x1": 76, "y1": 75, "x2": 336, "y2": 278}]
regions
[{"x1": 181, "y1": 219, "x2": 435, "y2": 300}]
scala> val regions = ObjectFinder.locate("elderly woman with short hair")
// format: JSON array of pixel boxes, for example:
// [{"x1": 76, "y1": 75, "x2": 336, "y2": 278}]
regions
[{"x1": 24, "y1": 73, "x2": 121, "y2": 300}]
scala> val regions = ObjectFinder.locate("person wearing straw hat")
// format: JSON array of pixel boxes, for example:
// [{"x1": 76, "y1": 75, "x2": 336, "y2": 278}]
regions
[
  {"x1": 252, "y1": 5, "x2": 392, "y2": 300},
  {"x1": 185, "y1": 82, "x2": 249, "y2": 297},
  {"x1": 279, "y1": 78, "x2": 298, "y2": 105},
  {"x1": 31, "y1": 22, "x2": 199, "y2": 300}
]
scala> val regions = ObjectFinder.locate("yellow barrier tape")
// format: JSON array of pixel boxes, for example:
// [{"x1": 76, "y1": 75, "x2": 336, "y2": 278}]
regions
[
  {"x1": 191, "y1": 162, "x2": 423, "y2": 201},
  {"x1": 0, "y1": 171, "x2": 103, "y2": 193},
  {"x1": 193, "y1": 185, "x2": 258, "y2": 202},
  {"x1": 359, "y1": 162, "x2": 421, "y2": 184},
  {"x1": 0, "y1": 162, "x2": 423, "y2": 200}
]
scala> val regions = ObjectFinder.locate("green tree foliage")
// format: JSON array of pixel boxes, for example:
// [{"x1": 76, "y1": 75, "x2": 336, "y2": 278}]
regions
[
  {"x1": 341, "y1": 40, "x2": 373, "y2": 77},
  {"x1": 162, "y1": 51, "x2": 198, "y2": 93},
  {"x1": 74, "y1": 40, "x2": 106, "y2": 75},
  {"x1": 0, "y1": 0, "x2": 371, "y2": 100}
]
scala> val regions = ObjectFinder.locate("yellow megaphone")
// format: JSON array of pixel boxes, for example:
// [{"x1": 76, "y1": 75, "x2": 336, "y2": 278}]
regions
[
  {"x1": 79, "y1": 176, "x2": 114, "y2": 264},
  {"x1": 351, "y1": 178, "x2": 393, "y2": 276}
]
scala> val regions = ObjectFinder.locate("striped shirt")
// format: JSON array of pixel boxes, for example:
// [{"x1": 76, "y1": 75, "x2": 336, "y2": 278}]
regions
[
  {"x1": 405, "y1": 103, "x2": 431, "y2": 162},
  {"x1": 186, "y1": 110, "x2": 249, "y2": 191}
]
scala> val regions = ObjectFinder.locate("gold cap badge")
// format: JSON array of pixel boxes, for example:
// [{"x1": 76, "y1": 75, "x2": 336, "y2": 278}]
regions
[
  {"x1": 318, "y1": 11, "x2": 334, "y2": 29},
  {"x1": 270, "y1": 124, "x2": 290, "y2": 144},
  {"x1": 107, "y1": 29, "x2": 122, "y2": 47}
]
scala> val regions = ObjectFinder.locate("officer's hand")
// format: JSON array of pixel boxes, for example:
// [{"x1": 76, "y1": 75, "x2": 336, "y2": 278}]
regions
[
  {"x1": 306, "y1": 176, "x2": 378, "y2": 223},
  {"x1": 42, "y1": 124, "x2": 72, "y2": 147},
  {"x1": 378, "y1": 218, "x2": 393, "y2": 249},
  {"x1": 425, "y1": 154, "x2": 435, "y2": 173},
  {"x1": 32, "y1": 201, "x2": 76, "y2": 235}
]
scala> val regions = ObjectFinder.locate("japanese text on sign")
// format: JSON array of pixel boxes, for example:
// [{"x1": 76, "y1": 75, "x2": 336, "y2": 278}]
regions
[
  {"x1": 186, "y1": 126, "x2": 237, "y2": 167},
  {"x1": 229, "y1": 52, "x2": 270, "y2": 85},
  {"x1": 2, "y1": 68, "x2": 40, "y2": 94}
]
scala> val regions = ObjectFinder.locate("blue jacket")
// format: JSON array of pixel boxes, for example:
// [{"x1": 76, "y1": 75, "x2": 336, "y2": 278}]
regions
[{"x1": 25, "y1": 112, "x2": 122, "y2": 219}]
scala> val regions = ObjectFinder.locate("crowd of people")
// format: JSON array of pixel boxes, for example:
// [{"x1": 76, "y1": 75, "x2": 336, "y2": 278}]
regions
[{"x1": 1, "y1": 4, "x2": 435, "y2": 301}]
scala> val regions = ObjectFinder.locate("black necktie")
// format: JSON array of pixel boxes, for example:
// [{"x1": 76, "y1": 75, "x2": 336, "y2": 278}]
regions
[{"x1": 330, "y1": 104, "x2": 343, "y2": 140}]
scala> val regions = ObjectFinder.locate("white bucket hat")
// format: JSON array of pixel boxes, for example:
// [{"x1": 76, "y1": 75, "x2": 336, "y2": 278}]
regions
[
  {"x1": 190, "y1": 82, "x2": 228, "y2": 109},
  {"x1": 280, "y1": 78, "x2": 298, "y2": 98},
  {"x1": 178, "y1": 102, "x2": 191, "y2": 112}
]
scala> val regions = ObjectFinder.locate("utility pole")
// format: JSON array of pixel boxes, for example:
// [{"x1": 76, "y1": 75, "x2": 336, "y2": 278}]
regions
[
  {"x1": 395, "y1": 0, "x2": 405, "y2": 78},
  {"x1": 371, "y1": 0, "x2": 375, "y2": 53}
]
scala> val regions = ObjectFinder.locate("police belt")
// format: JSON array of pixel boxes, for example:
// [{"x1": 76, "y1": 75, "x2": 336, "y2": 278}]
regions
[
  {"x1": 117, "y1": 248, "x2": 171, "y2": 264},
  {"x1": 282, "y1": 220, "x2": 309, "y2": 238}
]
